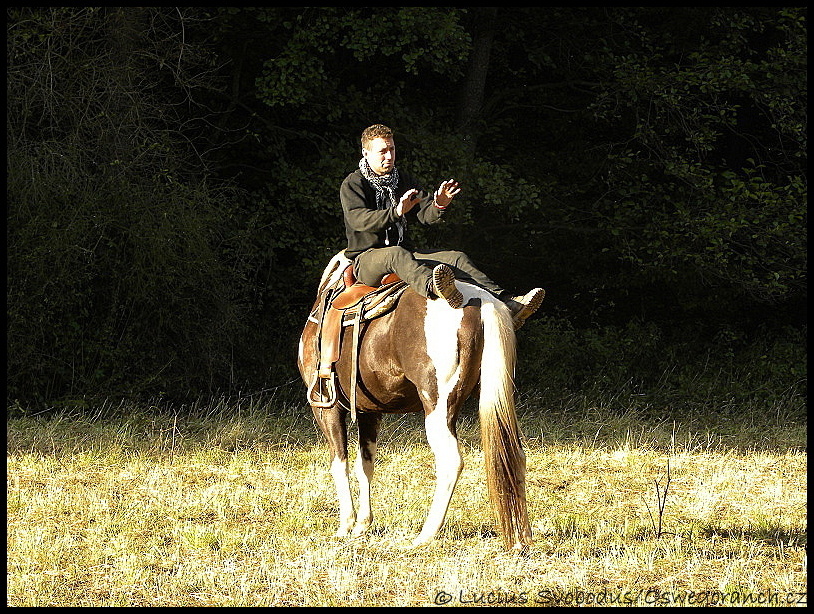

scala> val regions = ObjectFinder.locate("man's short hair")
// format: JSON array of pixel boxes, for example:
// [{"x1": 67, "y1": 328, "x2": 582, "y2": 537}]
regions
[{"x1": 361, "y1": 124, "x2": 394, "y2": 149}]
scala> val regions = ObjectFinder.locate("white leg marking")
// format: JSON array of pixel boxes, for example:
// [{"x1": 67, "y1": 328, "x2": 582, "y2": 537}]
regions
[
  {"x1": 412, "y1": 292, "x2": 475, "y2": 546},
  {"x1": 330, "y1": 456, "x2": 355, "y2": 537},
  {"x1": 413, "y1": 408, "x2": 463, "y2": 546},
  {"x1": 352, "y1": 439, "x2": 376, "y2": 536}
]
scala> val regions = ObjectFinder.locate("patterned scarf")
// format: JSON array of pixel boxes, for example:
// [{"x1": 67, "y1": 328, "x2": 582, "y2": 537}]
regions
[{"x1": 358, "y1": 157, "x2": 406, "y2": 246}]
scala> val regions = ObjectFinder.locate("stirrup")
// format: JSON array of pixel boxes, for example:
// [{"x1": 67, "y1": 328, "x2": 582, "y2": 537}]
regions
[{"x1": 307, "y1": 372, "x2": 337, "y2": 408}]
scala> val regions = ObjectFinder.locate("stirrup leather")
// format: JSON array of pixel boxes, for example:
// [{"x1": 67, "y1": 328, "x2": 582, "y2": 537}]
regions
[{"x1": 308, "y1": 263, "x2": 408, "y2": 420}]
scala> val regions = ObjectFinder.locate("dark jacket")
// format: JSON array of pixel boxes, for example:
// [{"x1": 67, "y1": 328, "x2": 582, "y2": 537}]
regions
[{"x1": 340, "y1": 169, "x2": 446, "y2": 259}]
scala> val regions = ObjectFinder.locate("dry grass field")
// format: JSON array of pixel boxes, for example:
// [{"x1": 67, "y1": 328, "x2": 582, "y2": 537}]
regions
[{"x1": 7, "y1": 393, "x2": 807, "y2": 607}]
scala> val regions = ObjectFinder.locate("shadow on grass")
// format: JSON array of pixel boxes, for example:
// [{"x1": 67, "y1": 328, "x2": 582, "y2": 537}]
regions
[{"x1": 6, "y1": 382, "x2": 806, "y2": 457}]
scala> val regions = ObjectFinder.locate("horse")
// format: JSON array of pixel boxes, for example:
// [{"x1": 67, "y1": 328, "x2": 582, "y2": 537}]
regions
[{"x1": 297, "y1": 253, "x2": 532, "y2": 549}]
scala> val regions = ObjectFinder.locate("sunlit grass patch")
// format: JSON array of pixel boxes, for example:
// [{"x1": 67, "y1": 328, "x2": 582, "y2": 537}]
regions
[{"x1": 7, "y1": 396, "x2": 806, "y2": 606}]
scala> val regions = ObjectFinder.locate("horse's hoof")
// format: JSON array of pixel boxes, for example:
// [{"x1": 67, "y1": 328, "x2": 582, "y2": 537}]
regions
[
  {"x1": 335, "y1": 524, "x2": 354, "y2": 538},
  {"x1": 510, "y1": 542, "x2": 531, "y2": 555},
  {"x1": 351, "y1": 523, "x2": 371, "y2": 537},
  {"x1": 410, "y1": 536, "x2": 434, "y2": 549}
]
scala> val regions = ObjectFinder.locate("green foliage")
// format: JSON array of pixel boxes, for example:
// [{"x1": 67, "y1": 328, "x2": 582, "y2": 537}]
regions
[
  {"x1": 587, "y1": 7, "x2": 807, "y2": 302},
  {"x1": 254, "y1": 7, "x2": 469, "y2": 112},
  {"x1": 7, "y1": 8, "x2": 256, "y2": 401},
  {"x1": 517, "y1": 316, "x2": 806, "y2": 416},
  {"x1": 7, "y1": 141, "x2": 252, "y2": 401},
  {"x1": 6, "y1": 7, "x2": 806, "y2": 406}
]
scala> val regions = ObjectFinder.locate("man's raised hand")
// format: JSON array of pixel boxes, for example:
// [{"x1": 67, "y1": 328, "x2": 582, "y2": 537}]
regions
[
  {"x1": 396, "y1": 189, "x2": 421, "y2": 216},
  {"x1": 435, "y1": 180, "x2": 461, "y2": 208}
]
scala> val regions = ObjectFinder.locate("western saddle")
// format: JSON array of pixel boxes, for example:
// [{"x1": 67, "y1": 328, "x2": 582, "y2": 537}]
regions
[{"x1": 307, "y1": 262, "x2": 407, "y2": 421}]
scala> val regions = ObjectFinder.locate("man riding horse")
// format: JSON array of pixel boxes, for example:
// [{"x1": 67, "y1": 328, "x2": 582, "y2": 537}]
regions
[
  {"x1": 341, "y1": 124, "x2": 544, "y2": 327},
  {"x1": 297, "y1": 123, "x2": 541, "y2": 549}
]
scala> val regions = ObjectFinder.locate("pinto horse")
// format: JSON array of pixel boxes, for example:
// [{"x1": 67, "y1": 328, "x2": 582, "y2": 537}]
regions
[{"x1": 298, "y1": 254, "x2": 532, "y2": 549}]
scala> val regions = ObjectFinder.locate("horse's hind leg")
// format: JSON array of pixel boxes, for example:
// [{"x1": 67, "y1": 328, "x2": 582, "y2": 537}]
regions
[
  {"x1": 313, "y1": 405, "x2": 356, "y2": 536},
  {"x1": 412, "y1": 408, "x2": 463, "y2": 547},
  {"x1": 352, "y1": 412, "x2": 382, "y2": 536}
]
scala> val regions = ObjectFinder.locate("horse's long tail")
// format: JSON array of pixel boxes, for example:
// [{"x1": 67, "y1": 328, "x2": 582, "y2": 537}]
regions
[{"x1": 478, "y1": 299, "x2": 532, "y2": 549}]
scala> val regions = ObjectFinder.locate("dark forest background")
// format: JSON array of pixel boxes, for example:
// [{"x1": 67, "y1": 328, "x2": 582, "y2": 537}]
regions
[{"x1": 7, "y1": 7, "x2": 806, "y2": 412}]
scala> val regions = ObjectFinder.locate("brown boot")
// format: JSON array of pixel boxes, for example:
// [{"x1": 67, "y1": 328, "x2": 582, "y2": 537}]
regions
[
  {"x1": 431, "y1": 264, "x2": 463, "y2": 308},
  {"x1": 505, "y1": 288, "x2": 545, "y2": 329}
]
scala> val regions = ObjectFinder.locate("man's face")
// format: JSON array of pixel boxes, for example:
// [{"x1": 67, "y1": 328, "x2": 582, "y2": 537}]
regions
[{"x1": 363, "y1": 137, "x2": 396, "y2": 175}]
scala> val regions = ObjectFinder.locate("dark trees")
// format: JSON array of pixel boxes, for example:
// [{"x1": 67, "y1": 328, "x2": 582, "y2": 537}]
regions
[{"x1": 7, "y1": 7, "x2": 806, "y2": 404}]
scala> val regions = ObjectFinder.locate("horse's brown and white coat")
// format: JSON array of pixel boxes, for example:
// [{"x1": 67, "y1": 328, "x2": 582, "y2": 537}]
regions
[{"x1": 298, "y1": 255, "x2": 531, "y2": 549}]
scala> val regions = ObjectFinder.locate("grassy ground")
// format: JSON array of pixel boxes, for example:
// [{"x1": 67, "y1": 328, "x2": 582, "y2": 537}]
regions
[{"x1": 6, "y1": 391, "x2": 807, "y2": 607}]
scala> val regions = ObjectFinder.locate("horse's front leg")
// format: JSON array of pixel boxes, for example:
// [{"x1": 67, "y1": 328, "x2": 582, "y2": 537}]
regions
[
  {"x1": 352, "y1": 412, "x2": 382, "y2": 536},
  {"x1": 412, "y1": 408, "x2": 463, "y2": 547},
  {"x1": 314, "y1": 405, "x2": 356, "y2": 536}
]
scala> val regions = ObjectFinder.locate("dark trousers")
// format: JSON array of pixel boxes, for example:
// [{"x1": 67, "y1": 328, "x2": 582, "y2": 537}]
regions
[{"x1": 353, "y1": 246, "x2": 504, "y2": 299}]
